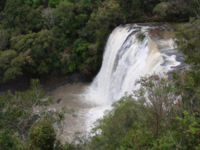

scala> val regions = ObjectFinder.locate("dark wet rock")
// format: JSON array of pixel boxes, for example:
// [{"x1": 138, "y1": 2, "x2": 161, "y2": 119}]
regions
[
  {"x1": 176, "y1": 56, "x2": 185, "y2": 62},
  {"x1": 40, "y1": 73, "x2": 94, "y2": 92},
  {"x1": 149, "y1": 28, "x2": 164, "y2": 41},
  {"x1": 0, "y1": 72, "x2": 94, "y2": 93},
  {"x1": 0, "y1": 75, "x2": 30, "y2": 93},
  {"x1": 57, "y1": 98, "x2": 62, "y2": 104}
]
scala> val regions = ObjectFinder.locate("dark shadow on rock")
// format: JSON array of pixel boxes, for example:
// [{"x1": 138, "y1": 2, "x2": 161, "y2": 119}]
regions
[{"x1": 0, "y1": 72, "x2": 95, "y2": 93}]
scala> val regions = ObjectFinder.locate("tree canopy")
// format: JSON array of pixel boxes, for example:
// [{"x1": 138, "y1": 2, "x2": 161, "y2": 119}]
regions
[{"x1": 0, "y1": 0, "x2": 197, "y2": 82}]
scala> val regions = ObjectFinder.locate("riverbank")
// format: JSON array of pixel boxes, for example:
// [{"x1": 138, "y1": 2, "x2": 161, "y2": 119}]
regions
[{"x1": 0, "y1": 72, "x2": 94, "y2": 93}]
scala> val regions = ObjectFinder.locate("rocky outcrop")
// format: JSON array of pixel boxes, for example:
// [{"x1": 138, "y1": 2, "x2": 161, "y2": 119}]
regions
[{"x1": 0, "y1": 73, "x2": 94, "y2": 93}]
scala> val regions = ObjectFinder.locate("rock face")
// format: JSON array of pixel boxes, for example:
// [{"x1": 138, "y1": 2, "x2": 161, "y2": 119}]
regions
[
  {"x1": 40, "y1": 73, "x2": 94, "y2": 92},
  {"x1": 0, "y1": 73, "x2": 94, "y2": 93}
]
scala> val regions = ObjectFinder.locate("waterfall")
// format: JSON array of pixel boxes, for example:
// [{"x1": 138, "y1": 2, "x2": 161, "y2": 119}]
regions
[{"x1": 84, "y1": 24, "x2": 182, "y2": 130}]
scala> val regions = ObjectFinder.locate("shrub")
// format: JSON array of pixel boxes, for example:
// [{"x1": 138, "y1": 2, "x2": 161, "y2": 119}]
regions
[
  {"x1": 136, "y1": 32, "x2": 145, "y2": 41},
  {"x1": 27, "y1": 116, "x2": 56, "y2": 150}
]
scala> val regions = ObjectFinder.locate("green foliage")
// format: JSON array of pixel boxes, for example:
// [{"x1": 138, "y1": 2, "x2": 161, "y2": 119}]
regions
[
  {"x1": 171, "y1": 66, "x2": 200, "y2": 116},
  {"x1": 3, "y1": 0, "x2": 42, "y2": 33},
  {"x1": 70, "y1": 38, "x2": 91, "y2": 73},
  {"x1": 175, "y1": 111, "x2": 200, "y2": 149},
  {"x1": 1, "y1": 1, "x2": 200, "y2": 149},
  {"x1": 0, "y1": 0, "x2": 6, "y2": 12},
  {"x1": 0, "y1": 79, "x2": 52, "y2": 140},
  {"x1": 175, "y1": 18, "x2": 200, "y2": 64},
  {"x1": 24, "y1": 0, "x2": 33, "y2": 6},
  {"x1": 0, "y1": 50, "x2": 21, "y2": 81},
  {"x1": 54, "y1": 1, "x2": 74, "y2": 30},
  {"x1": 88, "y1": 74, "x2": 200, "y2": 150},
  {"x1": 0, "y1": 0, "x2": 197, "y2": 81},
  {"x1": 81, "y1": 0, "x2": 121, "y2": 41},
  {"x1": 78, "y1": 0, "x2": 122, "y2": 74},
  {"x1": 3, "y1": 67, "x2": 22, "y2": 81},
  {"x1": 0, "y1": 131, "x2": 23, "y2": 150},
  {"x1": 0, "y1": 29, "x2": 10, "y2": 51},
  {"x1": 153, "y1": 0, "x2": 194, "y2": 21},
  {"x1": 121, "y1": 127, "x2": 154, "y2": 149},
  {"x1": 27, "y1": 116, "x2": 56, "y2": 150},
  {"x1": 32, "y1": 0, "x2": 43, "y2": 8},
  {"x1": 153, "y1": 2, "x2": 172, "y2": 19},
  {"x1": 48, "y1": 0, "x2": 63, "y2": 7},
  {"x1": 136, "y1": 32, "x2": 145, "y2": 41},
  {"x1": 114, "y1": 0, "x2": 142, "y2": 21},
  {"x1": 88, "y1": 75, "x2": 177, "y2": 149},
  {"x1": 0, "y1": 79, "x2": 75, "y2": 149},
  {"x1": 10, "y1": 29, "x2": 58, "y2": 75}
]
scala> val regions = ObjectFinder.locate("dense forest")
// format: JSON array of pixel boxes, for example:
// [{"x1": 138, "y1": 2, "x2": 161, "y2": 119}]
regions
[
  {"x1": 1, "y1": 0, "x2": 200, "y2": 149},
  {"x1": 0, "y1": 0, "x2": 197, "y2": 82}
]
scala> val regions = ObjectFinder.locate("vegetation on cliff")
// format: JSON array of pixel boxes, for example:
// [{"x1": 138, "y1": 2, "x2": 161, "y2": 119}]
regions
[{"x1": 0, "y1": 0, "x2": 197, "y2": 83}]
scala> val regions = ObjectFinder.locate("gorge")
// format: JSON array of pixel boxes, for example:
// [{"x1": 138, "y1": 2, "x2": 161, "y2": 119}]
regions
[{"x1": 51, "y1": 24, "x2": 186, "y2": 142}]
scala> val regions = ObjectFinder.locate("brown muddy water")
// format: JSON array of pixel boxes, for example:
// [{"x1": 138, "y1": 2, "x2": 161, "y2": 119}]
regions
[{"x1": 50, "y1": 83, "x2": 93, "y2": 143}]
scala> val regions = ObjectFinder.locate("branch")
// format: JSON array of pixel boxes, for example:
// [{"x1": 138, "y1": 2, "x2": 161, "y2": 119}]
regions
[{"x1": 194, "y1": 9, "x2": 200, "y2": 19}]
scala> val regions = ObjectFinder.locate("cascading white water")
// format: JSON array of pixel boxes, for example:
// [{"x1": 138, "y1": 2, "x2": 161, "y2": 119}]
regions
[
  {"x1": 50, "y1": 24, "x2": 186, "y2": 142},
  {"x1": 84, "y1": 24, "x2": 182, "y2": 130}
]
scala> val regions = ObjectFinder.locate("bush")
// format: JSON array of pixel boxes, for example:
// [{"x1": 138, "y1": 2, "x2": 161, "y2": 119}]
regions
[
  {"x1": 88, "y1": 74, "x2": 200, "y2": 149},
  {"x1": 27, "y1": 116, "x2": 56, "y2": 150},
  {"x1": 136, "y1": 32, "x2": 145, "y2": 41},
  {"x1": 175, "y1": 18, "x2": 200, "y2": 64}
]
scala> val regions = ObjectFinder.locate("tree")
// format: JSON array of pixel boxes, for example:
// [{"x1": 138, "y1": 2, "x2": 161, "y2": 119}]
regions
[
  {"x1": 153, "y1": 0, "x2": 194, "y2": 21},
  {"x1": 48, "y1": 0, "x2": 62, "y2": 7},
  {"x1": 77, "y1": 0, "x2": 121, "y2": 74},
  {"x1": 171, "y1": 66, "x2": 200, "y2": 115},
  {"x1": 0, "y1": 79, "x2": 75, "y2": 149},
  {"x1": 54, "y1": 1, "x2": 74, "y2": 32},
  {"x1": 42, "y1": 8, "x2": 55, "y2": 29},
  {"x1": 81, "y1": 0, "x2": 121, "y2": 41},
  {"x1": 27, "y1": 116, "x2": 56, "y2": 150},
  {"x1": 0, "y1": 79, "x2": 52, "y2": 141},
  {"x1": 88, "y1": 74, "x2": 200, "y2": 149},
  {"x1": 175, "y1": 18, "x2": 200, "y2": 64},
  {"x1": 0, "y1": 130, "x2": 23, "y2": 150},
  {"x1": 32, "y1": 0, "x2": 43, "y2": 8},
  {"x1": 0, "y1": 29, "x2": 10, "y2": 51},
  {"x1": 193, "y1": 0, "x2": 200, "y2": 19},
  {"x1": 3, "y1": 0, "x2": 42, "y2": 33},
  {"x1": 0, "y1": 0, "x2": 6, "y2": 12},
  {"x1": 169, "y1": 0, "x2": 192, "y2": 21},
  {"x1": 10, "y1": 29, "x2": 58, "y2": 75},
  {"x1": 0, "y1": 50, "x2": 21, "y2": 82}
]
